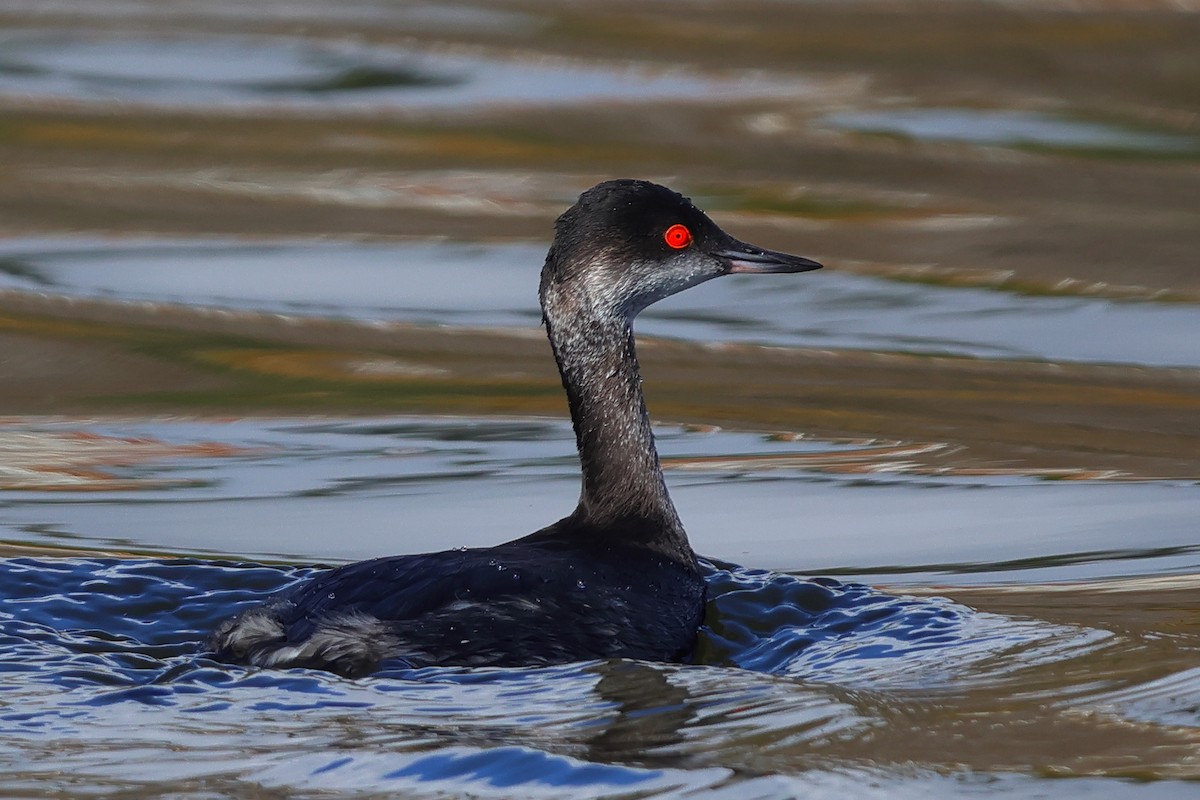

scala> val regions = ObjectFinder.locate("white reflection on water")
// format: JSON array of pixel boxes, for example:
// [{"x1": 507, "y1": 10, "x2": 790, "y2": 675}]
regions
[
  {"x1": 0, "y1": 417, "x2": 1196, "y2": 585},
  {"x1": 4, "y1": 237, "x2": 1200, "y2": 367}
]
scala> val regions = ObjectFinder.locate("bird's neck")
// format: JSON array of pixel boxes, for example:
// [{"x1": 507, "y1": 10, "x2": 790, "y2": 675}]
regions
[{"x1": 542, "y1": 292, "x2": 692, "y2": 563}]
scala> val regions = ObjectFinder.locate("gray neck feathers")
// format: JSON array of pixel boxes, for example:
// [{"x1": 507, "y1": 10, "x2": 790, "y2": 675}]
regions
[{"x1": 541, "y1": 273, "x2": 690, "y2": 560}]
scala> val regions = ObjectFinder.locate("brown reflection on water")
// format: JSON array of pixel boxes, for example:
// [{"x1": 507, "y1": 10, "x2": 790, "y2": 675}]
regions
[
  {"x1": 1, "y1": 292, "x2": 1198, "y2": 478},
  {"x1": 860, "y1": 581, "x2": 1200, "y2": 779},
  {"x1": 0, "y1": 424, "x2": 250, "y2": 490}
]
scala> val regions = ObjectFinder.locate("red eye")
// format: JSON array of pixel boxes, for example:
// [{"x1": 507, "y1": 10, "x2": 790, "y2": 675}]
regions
[{"x1": 663, "y1": 224, "x2": 692, "y2": 250}]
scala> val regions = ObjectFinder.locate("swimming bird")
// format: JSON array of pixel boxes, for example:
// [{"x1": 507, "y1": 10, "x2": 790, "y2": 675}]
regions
[{"x1": 208, "y1": 179, "x2": 821, "y2": 677}]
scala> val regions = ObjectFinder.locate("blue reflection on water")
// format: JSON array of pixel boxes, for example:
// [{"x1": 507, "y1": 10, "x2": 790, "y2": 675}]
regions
[
  {"x1": 0, "y1": 555, "x2": 1009, "y2": 693},
  {"x1": 701, "y1": 560, "x2": 964, "y2": 675},
  {"x1": 388, "y1": 746, "x2": 658, "y2": 787}
]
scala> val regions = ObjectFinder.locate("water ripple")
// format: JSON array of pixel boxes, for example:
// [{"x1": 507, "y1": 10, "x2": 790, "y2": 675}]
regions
[
  {"x1": 1087, "y1": 666, "x2": 1200, "y2": 729},
  {"x1": 697, "y1": 560, "x2": 1103, "y2": 687},
  {"x1": 0, "y1": 555, "x2": 1194, "y2": 792}
]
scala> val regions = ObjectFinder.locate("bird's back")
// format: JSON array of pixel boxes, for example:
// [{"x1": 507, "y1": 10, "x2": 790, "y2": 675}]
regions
[{"x1": 209, "y1": 536, "x2": 705, "y2": 677}]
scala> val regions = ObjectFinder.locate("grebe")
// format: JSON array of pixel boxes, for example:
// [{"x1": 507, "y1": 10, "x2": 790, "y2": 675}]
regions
[{"x1": 209, "y1": 179, "x2": 821, "y2": 676}]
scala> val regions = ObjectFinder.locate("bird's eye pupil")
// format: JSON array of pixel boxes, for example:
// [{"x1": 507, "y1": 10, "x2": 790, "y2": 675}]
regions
[{"x1": 664, "y1": 224, "x2": 692, "y2": 250}]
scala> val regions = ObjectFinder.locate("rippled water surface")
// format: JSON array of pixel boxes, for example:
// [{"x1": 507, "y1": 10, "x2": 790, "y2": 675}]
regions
[
  {"x1": 1, "y1": 417, "x2": 1198, "y2": 796},
  {"x1": 0, "y1": 557, "x2": 1113, "y2": 798},
  {"x1": 818, "y1": 108, "x2": 1200, "y2": 155},
  {"x1": 1, "y1": 418, "x2": 1197, "y2": 583},
  {"x1": 6, "y1": 237, "x2": 1200, "y2": 366},
  {"x1": 0, "y1": 31, "x2": 799, "y2": 112}
]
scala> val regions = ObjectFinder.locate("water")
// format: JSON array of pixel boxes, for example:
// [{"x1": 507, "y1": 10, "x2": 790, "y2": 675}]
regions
[
  {"x1": 1, "y1": 418, "x2": 1197, "y2": 583},
  {"x1": 0, "y1": 31, "x2": 803, "y2": 112},
  {"x1": 818, "y1": 108, "x2": 1200, "y2": 156},
  {"x1": 1, "y1": 416, "x2": 1197, "y2": 795},
  {"x1": 0, "y1": 0, "x2": 538, "y2": 32},
  {"x1": 0, "y1": 558, "x2": 1107, "y2": 795},
  {"x1": 3, "y1": 2, "x2": 1199, "y2": 794},
  {"x1": 5, "y1": 237, "x2": 1200, "y2": 367}
]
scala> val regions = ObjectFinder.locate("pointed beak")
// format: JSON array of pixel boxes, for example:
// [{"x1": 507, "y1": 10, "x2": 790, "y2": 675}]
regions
[{"x1": 715, "y1": 240, "x2": 823, "y2": 275}]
